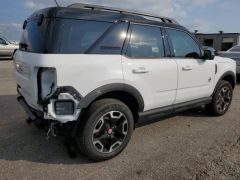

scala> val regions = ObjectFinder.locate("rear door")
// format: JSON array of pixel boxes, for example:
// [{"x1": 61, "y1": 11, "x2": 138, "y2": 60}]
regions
[
  {"x1": 166, "y1": 28, "x2": 215, "y2": 104},
  {"x1": 122, "y1": 24, "x2": 178, "y2": 111}
]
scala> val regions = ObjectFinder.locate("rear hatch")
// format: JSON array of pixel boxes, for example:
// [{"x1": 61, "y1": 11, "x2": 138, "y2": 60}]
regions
[{"x1": 14, "y1": 12, "x2": 55, "y2": 109}]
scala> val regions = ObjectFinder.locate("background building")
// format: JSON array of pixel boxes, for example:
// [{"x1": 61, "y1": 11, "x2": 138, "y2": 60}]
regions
[{"x1": 194, "y1": 31, "x2": 240, "y2": 51}]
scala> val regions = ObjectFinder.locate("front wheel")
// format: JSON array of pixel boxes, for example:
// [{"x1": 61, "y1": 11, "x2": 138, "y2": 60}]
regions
[
  {"x1": 206, "y1": 80, "x2": 233, "y2": 116},
  {"x1": 76, "y1": 99, "x2": 134, "y2": 161}
]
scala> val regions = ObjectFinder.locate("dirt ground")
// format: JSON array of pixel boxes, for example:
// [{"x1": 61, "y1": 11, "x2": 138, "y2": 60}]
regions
[{"x1": 0, "y1": 60, "x2": 240, "y2": 180}]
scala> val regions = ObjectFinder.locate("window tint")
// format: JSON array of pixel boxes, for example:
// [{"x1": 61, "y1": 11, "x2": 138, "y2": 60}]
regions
[
  {"x1": 229, "y1": 45, "x2": 240, "y2": 52},
  {"x1": 167, "y1": 29, "x2": 201, "y2": 58},
  {"x1": 91, "y1": 22, "x2": 128, "y2": 54},
  {"x1": 56, "y1": 20, "x2": 112, "y2": 54},
  {"x1": 126, "y1": 25, "x2": 165, "y2": 58},
  {"x1": 20, "y1": 19, "x2": 52, "y2": 53}
]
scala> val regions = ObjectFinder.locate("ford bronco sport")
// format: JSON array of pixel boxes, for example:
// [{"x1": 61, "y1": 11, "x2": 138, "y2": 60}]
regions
[{"x1": 14, "y1": 3, "x2": 236, "y2": 161}]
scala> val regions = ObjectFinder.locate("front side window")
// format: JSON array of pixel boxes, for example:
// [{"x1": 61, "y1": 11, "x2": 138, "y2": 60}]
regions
[
  {"x1": 126, "y1": 24, "x2": 165, "y2": 58},
  {"x1": 167, "y1": 29, "x2": 201, "y2": 58}
]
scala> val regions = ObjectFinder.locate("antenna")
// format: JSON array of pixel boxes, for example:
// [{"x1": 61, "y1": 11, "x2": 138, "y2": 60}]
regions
[{"x1": 54, "y1": 0, "x2": 60, "y2": 7}]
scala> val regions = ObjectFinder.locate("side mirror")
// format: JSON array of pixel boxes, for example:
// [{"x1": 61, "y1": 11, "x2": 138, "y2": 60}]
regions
[{"x1": 203, "y1": 50, "x2": 215, "y2": 60}]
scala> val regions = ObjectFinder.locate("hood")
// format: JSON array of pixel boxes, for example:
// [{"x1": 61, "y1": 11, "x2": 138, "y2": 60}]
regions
[
  {"x1": 220, "y1": 52, "x2": 240, "y2": 65},
  {"x1": 215, "y1": 56, "x2": 236, "y2": 65}
]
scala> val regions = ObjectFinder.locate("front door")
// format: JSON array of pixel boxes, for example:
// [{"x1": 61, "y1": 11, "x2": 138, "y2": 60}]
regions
[{"x1": 166, "y1": 28, "x2": 215, "y2": 104}]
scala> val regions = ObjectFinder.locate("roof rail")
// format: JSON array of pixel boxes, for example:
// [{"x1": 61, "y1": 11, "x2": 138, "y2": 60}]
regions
[{"x1": 67, "y1": 3, "x2": 178, "y2": 24}]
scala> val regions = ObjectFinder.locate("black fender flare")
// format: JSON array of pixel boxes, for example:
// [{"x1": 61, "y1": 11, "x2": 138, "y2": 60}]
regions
[
  {"x1": 77, "y1": 83, "x2": 145, "y2": 112},
  {"x1": 212, "y1": 71, "x2": 236, "y2": 96}
]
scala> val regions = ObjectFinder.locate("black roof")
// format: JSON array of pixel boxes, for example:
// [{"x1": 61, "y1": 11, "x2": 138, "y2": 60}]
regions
[{"x1": 28, "y1": 7, "x2": 188, "y2": 31}]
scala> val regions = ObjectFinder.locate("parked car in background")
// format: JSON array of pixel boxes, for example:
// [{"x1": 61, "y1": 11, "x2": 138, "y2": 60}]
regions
[
  {"x1": 221, "y1": 45, "x2": 240, "y2": 75},
  {"x1": 0, "y1": 35, "x2": 19, "y2": 59}
]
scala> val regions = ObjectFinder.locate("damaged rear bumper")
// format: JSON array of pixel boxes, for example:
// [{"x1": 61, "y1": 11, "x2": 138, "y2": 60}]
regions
[{"x1": 17, "y1": 86, "x2": 83, "y2": 123}]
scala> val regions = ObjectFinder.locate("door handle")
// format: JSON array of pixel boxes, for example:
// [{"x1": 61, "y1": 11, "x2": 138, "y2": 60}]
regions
[
  {"x1": 132, "y1": 67, "x2": 149, "y2": 74},
  {"x1": 182, "y1": 65, "x2": 192, "y2": 71}
]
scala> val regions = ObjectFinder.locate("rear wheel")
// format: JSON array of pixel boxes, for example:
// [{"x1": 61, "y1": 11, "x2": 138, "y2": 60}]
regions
[
  {"x1": 206, "y1": 80, "x2": 233, "y2": 116},
  {"x1": 76, "y1": 99, "x2": 134, "y2": 161}
]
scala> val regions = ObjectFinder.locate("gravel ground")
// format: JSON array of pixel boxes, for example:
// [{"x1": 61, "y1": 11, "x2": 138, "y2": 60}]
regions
[{"x1": 0, "y1": 60, "x2": 239, "y2": 180}]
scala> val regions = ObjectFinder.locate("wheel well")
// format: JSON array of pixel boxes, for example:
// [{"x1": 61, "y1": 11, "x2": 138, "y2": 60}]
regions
[
  {"x1": 95, "y1": 91, "x2": 140, "y2": 123},
  {"x1": 222, "y1": 74, "x2": 235, "y2": 89}
]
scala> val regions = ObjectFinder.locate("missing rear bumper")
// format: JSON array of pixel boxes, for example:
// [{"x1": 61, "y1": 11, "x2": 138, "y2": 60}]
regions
[{"x1": 18, "y1": 86, "x2": 83, "y2": 123}]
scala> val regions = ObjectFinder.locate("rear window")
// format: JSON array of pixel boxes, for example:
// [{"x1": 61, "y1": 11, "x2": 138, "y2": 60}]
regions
[
  {"x1": 20, "y1": 18, "x2": 52, "y2": 53},
  {"x1": 54, "y1": 19, "x2": 112, "y2": 54}
]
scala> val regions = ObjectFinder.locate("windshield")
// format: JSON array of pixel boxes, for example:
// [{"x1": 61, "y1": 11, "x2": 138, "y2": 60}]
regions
[{"x1": 229, "y1": 45, "x2": 240, "y2": 52}]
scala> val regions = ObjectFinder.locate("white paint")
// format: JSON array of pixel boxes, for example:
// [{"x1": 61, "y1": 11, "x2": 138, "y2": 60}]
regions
[{"x1": 14, "y1": 50, "x2": 236, "y2": 123}]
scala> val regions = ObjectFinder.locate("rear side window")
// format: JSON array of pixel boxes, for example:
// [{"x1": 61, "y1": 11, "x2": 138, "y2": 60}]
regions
[
  {"x1": 55, "y1": 20, "x2": 112, "y2": 54},
  {"x1": 126, "y1": 24, "x2": 165, "y2": 58},
  {"x1": 167, "y1": 29, "x2": 201, "y2": 58},
  {"x1": 90, "y1": 22, "x2": 129, "y2": 54}
]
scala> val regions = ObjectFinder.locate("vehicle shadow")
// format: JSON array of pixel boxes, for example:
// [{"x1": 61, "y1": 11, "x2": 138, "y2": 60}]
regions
[
  {"x1": 0, "y1": 57, "x2": 13, "y2": 61},
  {"x1": 0, "y1": 91, "x2": 235, "y2": 165},
  {"x1": 0, "y1": 95, "x2": 92, "y2": 165},
  {"x1": 237, "y1": 75, "x2": 240, "y2": 84}
]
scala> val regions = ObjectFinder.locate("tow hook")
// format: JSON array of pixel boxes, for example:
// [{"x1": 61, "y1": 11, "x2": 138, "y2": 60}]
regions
[{"x1": 46, "y1": 122, "x2": 58, "y2": 140}]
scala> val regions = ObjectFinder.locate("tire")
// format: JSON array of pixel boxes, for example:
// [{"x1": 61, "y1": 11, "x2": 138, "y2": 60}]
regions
[
  {"x1": 76, "y1": 98, "x2": 134, "y2": 161},
  {"x1": 206, "y1": 80, "x2": 233, "y2": 116}
]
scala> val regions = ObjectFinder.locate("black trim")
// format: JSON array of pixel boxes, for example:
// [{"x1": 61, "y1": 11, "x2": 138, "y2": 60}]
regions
[
  {"x1": 77, "y1": 83, "x2": 144, "y2": 112},
  {"x1": 173, "y1": 97, "x2": 211, "y2": 113},
  {"x1": 37, "y1": 68, "x2": 44, "y2": 104},
  {"x1": 137, "y1": 97, "x2": 212, "y2": 126},
  {"x1": 212, "y1": 71, "x2": 236, "y2": 95},
  {"x1": 162, "y1": 28, "x2": 171, "y2": 57},
  {"x1": 28, "y1": 7, "x2": 187, "y2": 31},
  {"x1": 42, "y1": 86, "x2": 83, "y2": 105}
]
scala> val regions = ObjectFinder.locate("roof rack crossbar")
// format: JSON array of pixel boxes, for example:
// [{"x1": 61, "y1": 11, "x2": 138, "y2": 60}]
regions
[{"x1": 67, "y1": 3, "x2": 178, "y2": 24}]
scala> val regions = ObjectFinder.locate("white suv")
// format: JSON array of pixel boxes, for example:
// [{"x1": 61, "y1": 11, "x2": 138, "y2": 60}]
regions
[{"x1": 14, "y1": 3, "x2": 236, "y2": 161}]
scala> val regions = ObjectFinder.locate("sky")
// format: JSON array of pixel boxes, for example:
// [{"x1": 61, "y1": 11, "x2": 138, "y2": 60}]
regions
[{"x1": 0, "y1": 0, "x2": 239, "y2": 41}]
